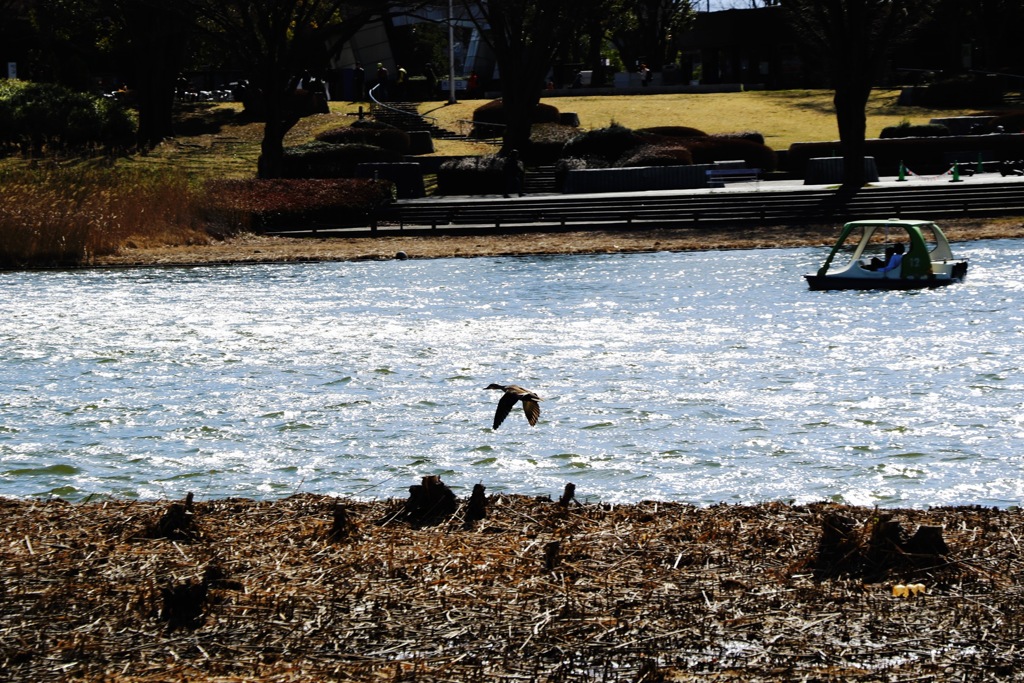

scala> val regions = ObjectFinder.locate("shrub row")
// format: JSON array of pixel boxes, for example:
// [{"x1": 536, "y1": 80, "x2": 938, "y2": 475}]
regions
[
  {"x1": 0, "y1": 80, "x2": 136, "y2": 156},
  {"x1": 314, "y1": 120, "x2": 411, "y2": 154},
  {"x1": 281, "y1": 142, "x2": 403, "y2": 178},
  {"x1": 787, "y1": 134, "x2": 1024, "y2": 176},
  {"x1": 561, "y1": 124, "x2": 777, "y2": 172},
  {"x1": 880, "y1": 122, "x2": 951, "y2": 139},
  {"x1": 202, "y1": 178, "x2": 395, "y2": 231},
  {"x1": 435, "y1": 156, "x2": 520, "y2": 195}
]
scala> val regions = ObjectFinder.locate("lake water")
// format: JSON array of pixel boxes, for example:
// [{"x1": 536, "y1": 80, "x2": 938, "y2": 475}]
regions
[{"x1": 2, "y1": 240, "x2": 1023, "y2": 508}]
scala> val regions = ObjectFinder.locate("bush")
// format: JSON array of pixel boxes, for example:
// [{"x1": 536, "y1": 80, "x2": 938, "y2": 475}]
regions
[
  {"x1": 681, "y1": 137, "x2": 777, "y2": 171},
  {"x1": 314, "y1": 123, "x2": 411, "y2": 154},
  {"x1": 562, "y1": 124, "x2": 645, "y2": 163},
  {"x1": 636, "y1": 125, "x2": 707, "y2": 139},
  {"x1": 911, "y1": 75, "x2": 1003, "y2": 108},
  {"x1": 202, "y1": 178, "x2": 395, "y2": 232},
  {"x1": 712, "y1": 131, "x2": 765, "y2": 145},
  {"x1": 436, "y1": 155, "x2": 519, "y2": 195},
  {"x1": 471, "y1": 99, "x2": 561, "y2": 137},
  {"x1": 787, "y1": 134, "x2": 1024, "y2": 176},
  {"x1": 989, "y1": 111, "x2": 1024, "y2": 134},
  {"x1": 526, "y1": 123, "x2": 579, "y2": 164},
  {"x1": 280, "y1": 142, "x2": 403, "y2": 178},
  {"x1": 880, "y1": 121, "x2": 950, "y2": 139},
  {"x1": 553, "y1": 157, "x2": 592, "y2": 189},
  {"x1": 0, "y1": 79, "x2": 136, "y2": 156},
  {"x1": 617, "y1": 144, "x2": 693, "y2": 167}
]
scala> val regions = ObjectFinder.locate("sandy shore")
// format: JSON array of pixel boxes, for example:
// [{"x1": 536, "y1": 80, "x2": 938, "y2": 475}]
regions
[
  {"x1": 2, "y1": 491, "x2": 1022, "y2": 681},
  {"x1": 94, "y1": 218, "x2": 1024, "y2": 267}
]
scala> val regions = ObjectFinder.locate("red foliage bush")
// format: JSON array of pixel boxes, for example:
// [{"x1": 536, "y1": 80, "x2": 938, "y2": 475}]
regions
[
  {"x1": 617, "y1": 144, "x2": 693, "y2": 167},
  {"x1": 202, "y1": 178, "x2": 394, "y2": 232},
  {"x1": 636, "y1": 126, "x2": 707, "y2": 139},
  {"x1": 471, "y1": 99, "x2": 561, "y2": 137}
]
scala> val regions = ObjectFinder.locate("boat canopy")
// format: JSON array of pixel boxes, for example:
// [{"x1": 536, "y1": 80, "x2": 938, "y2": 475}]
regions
[{"x1": 814, "y1": 219, "x2": 955, "y2": 278}]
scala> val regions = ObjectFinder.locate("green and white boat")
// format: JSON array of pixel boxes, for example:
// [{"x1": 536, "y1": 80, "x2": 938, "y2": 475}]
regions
[{"x1": 805, "y1": 219, "x2": 969, "y2": 291}]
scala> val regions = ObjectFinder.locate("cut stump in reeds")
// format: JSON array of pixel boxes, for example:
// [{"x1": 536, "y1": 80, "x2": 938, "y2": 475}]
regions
[
  {"x1": 403, "y1": 475, "x2": 457, "y2": 526},
  {"x1": 464, "y1": 483, "x2": 487, "y2": 528}
]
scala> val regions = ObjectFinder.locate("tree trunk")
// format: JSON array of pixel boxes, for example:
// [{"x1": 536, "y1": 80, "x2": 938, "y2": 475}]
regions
[
  {"x1": 834, "y1": 79, "x2": 872, "y2": 191},
  {"x1": 124, "y1": 3, "x2": 190, "y2": 149}
]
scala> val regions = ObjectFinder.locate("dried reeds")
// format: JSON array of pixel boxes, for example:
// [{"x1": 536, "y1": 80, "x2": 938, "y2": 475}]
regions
[
  {"x1": 0, "y1": 164, "x2": 206, "y2": 268},
  {"x1": 2, "y1": 489, "x2": 1023, "y2": 681}
]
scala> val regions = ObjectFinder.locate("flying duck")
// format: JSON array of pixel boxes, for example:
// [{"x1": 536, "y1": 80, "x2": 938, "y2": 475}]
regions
[{"x1": 485, "y1": 384, "x2": 542, "y2": 429}]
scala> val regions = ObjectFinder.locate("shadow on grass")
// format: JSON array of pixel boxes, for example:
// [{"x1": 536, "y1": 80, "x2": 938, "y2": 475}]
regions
[{"x1": 173, "y1": 103, "x2": 243, "y2": 137}]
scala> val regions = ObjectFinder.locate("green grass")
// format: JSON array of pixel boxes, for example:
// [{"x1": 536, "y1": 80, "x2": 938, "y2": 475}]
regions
[{"x1": 424, "y1": 89, "x2": 982, "y2": 149}]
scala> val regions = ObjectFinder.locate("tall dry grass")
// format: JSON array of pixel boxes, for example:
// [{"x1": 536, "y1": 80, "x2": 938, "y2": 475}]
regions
[{"x1": 0, "y1": 164, "x2": 210, "y2": 268}]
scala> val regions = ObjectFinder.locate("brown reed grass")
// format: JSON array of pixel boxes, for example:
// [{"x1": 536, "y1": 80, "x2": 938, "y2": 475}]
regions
[
  {"x1": 2, "y1": 492, "x2": 1023, "y2": 681},
  {"x1": 0, "y1": 163, "x2": 209, "y2": 268}
]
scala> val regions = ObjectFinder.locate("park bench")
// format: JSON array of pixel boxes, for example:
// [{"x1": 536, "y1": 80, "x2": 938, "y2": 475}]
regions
[{"x1": 705, "y1": 167, "x2": 761, "y2": 187}]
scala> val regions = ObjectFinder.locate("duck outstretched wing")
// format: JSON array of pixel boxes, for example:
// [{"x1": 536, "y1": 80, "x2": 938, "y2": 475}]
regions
[
  {"x1": 493, "y1": 391, "x2": 519, "y2": 429},
  {"x1": 521, "y1": 397, "x2": 541, "y2": 426}
]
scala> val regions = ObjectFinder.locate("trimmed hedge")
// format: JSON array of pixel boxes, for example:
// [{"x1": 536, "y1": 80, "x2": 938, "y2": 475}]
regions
[
  {"x1": 910, "y1": 75, "x2": 1003, "y2": 108},
  {"x1": 989, "y1": 111, "x2": 1024, "y2": 134},
  {"x1": 471, "y1": 99, "x2": 561, "y2": 137},
  {"x1": 281, "y1": 142, "x2": 403, "y2": 178},
  {"x1": 636, "y1": 126, "x2": 707, "y2": 139},
  {"x1": 436, "y1": 155, "x2": 521, "y2": 195},
  {"x1": 618, "y1": 144, "x2": 693, "y2": 167},
  {"x1": 0, "y1": 80, "x2": 136, "y2": 156},
  {"x1": 526, "y1": 123, "x2": 579, "y2": 164},
  {"x1": 314, "y1": 123, "x2": 411, "y2": 154},
  {"x1": 787, "y1": 134, "x2": 1024, "y2": 176},
  {"x1": 681, "y1": 137, "x2": 777, "y2": 171},
  {"x1": 202, "y1": 178, "x2": 394, "y2": 231},
  {"x1": 880, "y1": 122, "x2": 950, "y2": 139},
  {"x1": 562, "y1": 124, "x2": 645, "y2": 163}
]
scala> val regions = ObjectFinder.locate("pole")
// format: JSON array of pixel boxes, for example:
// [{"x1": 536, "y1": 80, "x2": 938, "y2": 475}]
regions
[{"x1": 448, "y1": 0, "x2": 457, "y2": 104}]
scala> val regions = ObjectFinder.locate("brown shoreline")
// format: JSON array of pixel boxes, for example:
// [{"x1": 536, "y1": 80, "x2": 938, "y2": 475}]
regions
[
  {"x1": 3, "y1": 492, "x2": 1022, "y2": 681},
  {"x1": 95, "y1": 218, "x2": 1024, "y2": 268}
]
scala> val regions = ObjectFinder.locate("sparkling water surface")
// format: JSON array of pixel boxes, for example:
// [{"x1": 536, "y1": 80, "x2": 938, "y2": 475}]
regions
[{"x1": 2, "y1": 240, "x2": 1023, "y2": 507}]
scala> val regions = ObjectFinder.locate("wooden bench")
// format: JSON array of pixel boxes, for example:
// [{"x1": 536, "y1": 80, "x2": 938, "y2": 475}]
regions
[{"x1": 706, "y1": 168, "x2": 761, "y2": 187}]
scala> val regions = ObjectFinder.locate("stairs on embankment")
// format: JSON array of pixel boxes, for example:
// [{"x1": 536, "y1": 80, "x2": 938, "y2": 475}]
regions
[{"x1": 364, "y1": 180, "x2": 1024, "y2": 236}]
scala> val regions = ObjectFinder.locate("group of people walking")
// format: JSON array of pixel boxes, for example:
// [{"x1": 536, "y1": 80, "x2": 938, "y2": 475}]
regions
[{"x1": 351, "y1": 61, "x2": 422, "y2": 102}]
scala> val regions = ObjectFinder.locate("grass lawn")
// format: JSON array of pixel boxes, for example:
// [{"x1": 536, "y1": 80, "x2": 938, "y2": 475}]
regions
[{"x1": 423, "y1": 88, "x2": 981, "y2": 151}]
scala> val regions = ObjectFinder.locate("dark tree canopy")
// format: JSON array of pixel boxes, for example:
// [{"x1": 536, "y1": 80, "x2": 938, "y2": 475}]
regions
[
  {"x1": 465, "y1": 0, "x2": 582, "y2": 154},
  {"x1": 188, "y1": 0, "x2": 386, "y2": 178},
  {"x1": 611, "y1": 0, "x2": 694, "y2": 72},
  {"x1": 785, "y1": 0, "x2": 935, "y2": 188}
]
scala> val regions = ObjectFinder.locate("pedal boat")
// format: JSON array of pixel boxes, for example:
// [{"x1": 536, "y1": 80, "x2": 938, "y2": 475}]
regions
[{"x1": 805, "y1": 219, "x2": 968, "y2": 291}]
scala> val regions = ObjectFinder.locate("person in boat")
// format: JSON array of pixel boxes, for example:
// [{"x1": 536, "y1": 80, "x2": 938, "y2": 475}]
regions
[
  {"x1": 879, "y1": 243, "x2": 905, "y2": 274},
  {"x1": 866, "y1": 245, "x2": 895, "y2": 271}
]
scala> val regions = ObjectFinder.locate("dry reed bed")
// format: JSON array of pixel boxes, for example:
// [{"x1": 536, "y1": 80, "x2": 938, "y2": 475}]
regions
[{"x1": 2, "y1": 491, "x2": 1023, "y2": 682}]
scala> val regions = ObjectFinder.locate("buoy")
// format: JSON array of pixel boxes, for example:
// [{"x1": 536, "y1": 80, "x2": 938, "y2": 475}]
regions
[{"x1": 950, "y1": 162, "x2": 963, "y2": 183}]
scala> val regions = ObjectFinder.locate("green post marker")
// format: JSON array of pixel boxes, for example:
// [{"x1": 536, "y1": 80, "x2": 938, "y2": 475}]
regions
[
  {"x1": 950, "y1": 162, "x2": 962, "y2": 183},
  {"x1": 897, "y1": 161, "x2": 906, "y2": 182}
]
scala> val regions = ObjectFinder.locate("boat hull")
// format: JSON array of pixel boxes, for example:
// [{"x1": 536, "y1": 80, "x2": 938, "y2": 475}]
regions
[{"x1": 804, "y1": 271, "x2": 966, "y2": 291}]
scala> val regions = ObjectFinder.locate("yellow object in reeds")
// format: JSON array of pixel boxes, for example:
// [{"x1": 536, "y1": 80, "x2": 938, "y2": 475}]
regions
[{"x1": 892, "y1": 583, "x2": 927, "y2": 597}]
